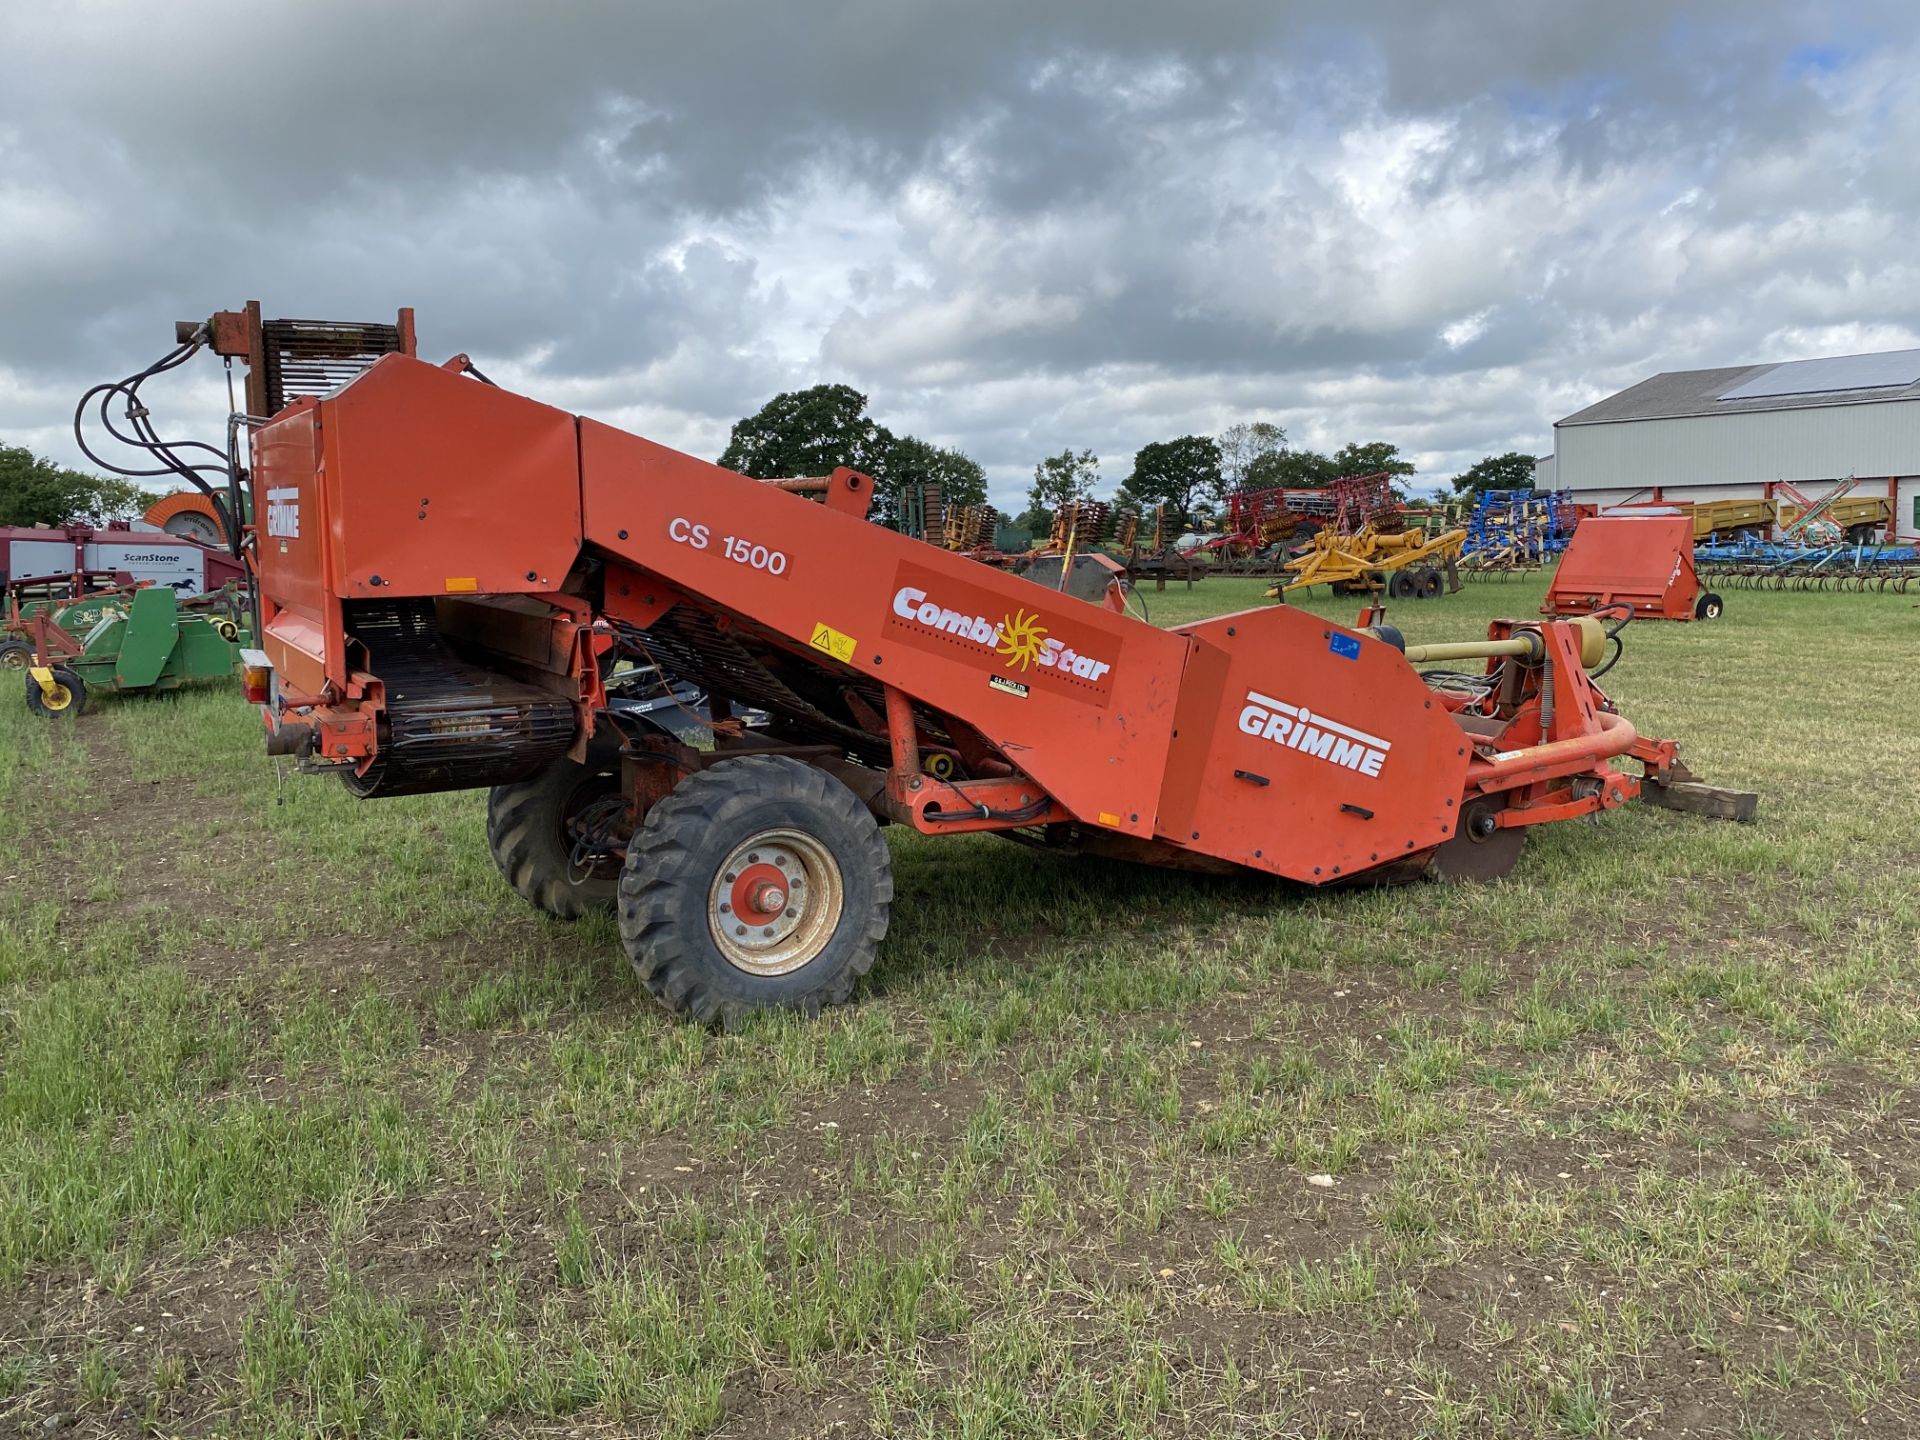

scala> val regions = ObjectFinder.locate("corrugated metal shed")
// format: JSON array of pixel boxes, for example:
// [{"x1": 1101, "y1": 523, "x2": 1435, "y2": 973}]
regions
[
  {"x1": 1555, "y1": 400, "x2": 1920, "y2": 491},
  {"x1": 1553, "y1": 350, "x2": 1920, "y2": 537},
  {"x1": 1560, "y1": 358, "x2": 1920, "y2": 427}
]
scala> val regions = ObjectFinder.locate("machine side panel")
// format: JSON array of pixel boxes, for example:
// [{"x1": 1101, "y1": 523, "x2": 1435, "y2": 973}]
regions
[
  {"x1": 1153, "y1": 635, "x2": 1232, "y2": 843},
  {"x1": 321, "y1": 356, "x2": 584, "y2": 600},
  {"x1": 251, "y1": 402, "x2": 337, "y2": 694},
  {"x1": 84, "y1": 539, "x2": 209, "y2": 595},
  {"x1": 4, "y1": 539, "x2": 77, "y2": 583},
  {"x1": 113, "y1": 588, "x2": 180, "y2": 688},
  {"x1": 578, "y1": 420, "x2": 1188, "y2": 837},
  {"x1": 1164, "y1": 607, "x2": 1470, "y2": 881}
]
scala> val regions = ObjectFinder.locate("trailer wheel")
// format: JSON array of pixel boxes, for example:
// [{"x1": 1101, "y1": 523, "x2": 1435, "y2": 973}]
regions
[
  {"x1": 25, "y1": 665, "x2": 86, "y2": 717},
  {"x1": 618, "y1": 755, "x2": 891, "y2": 1025},
  {"x1": 1416, "y1": 567, "x2": 1443, "y2": 599},
  {"x1": 0, "y1": 640, "x2": 30, "y2": 671},
  {"x1": 1694, "y1": 591, "x2": 1724, "y2": 621},
  {"x1": 1386, "y1": 571, "x2": 1412, "y2": 599},
  {"x1": 486, "y1": 728, "x2": 626, "y2": 920}
]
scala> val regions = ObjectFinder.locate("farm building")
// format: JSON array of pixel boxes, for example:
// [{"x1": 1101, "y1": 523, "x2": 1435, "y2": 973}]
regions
[{"x1": 1551, "y1": 348, "x2": 1920, "y2": 542}]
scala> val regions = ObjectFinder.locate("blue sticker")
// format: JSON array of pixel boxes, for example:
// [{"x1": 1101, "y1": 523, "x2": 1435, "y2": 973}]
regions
[{"x1": 1328, "y1": 632, "x2": 1361, "y2": 661}]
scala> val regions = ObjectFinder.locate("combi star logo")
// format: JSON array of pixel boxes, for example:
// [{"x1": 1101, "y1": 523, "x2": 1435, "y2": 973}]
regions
[
  {"x1": 887, "y1": 568, "x2": 1121, "y2": 706},
  {"x1": 995, "y1": 608, "x2": 1050, "y2": 671},
  {"x1": 891, "y1": 586, "x2": 1113, "y2": 683}
]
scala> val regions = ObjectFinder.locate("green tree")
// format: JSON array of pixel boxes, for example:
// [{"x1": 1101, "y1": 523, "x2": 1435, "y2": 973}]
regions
[
  {"x1": 1329, "y1": 441, "x2": 1416, "y2": 480},
  {"x1": 1216, "y1": 421, "x2": 1287, "y2": 497},
  {"x1": 1121, "y1": 435, "x2": 1222, "y2": 527},
  {"x1": 718, "y1": 383, "x2": 899, "y2": 520},
  {"x1": 1021, "y1": 448, "x2": 1099, "y2": 534},
  {"x1": 888, "y1": 436, "x2": 988, "y2": 512},
  {"x1": 1245, "y1": 447, "x2": 1340, "y2": 490},
  {"x1": 1450, "y1": 450, "x2": 1539, "y2": 496},
  {"x1": 0, "y1": 443, "x2": 150, "y2": 527}
]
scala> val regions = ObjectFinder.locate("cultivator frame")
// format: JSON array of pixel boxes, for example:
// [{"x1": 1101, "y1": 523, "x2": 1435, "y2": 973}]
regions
[
  {"x1": 1695, "y1": 541, "x2": 1920, "y2": 592},
  {"x1": 1458, "y1": 489, "x2": 1580, "y2": 579}
]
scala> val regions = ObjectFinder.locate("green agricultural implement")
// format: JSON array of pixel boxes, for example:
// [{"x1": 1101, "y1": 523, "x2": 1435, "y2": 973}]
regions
[
  {"x1": 2, "y1": 570, "x2": 141, "y2": 673},
  {"x1": 21, "y1": 583, "x2": 242, "y2": 717}
]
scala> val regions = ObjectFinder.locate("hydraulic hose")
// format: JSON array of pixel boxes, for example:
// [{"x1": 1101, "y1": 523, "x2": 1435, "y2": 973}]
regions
[
  {"x1": 72, "y1": 329, "x2": 240, "y2": 551},
  {"x1": 1467, "y1": 710, "x2": 1638, "y2": 784}
]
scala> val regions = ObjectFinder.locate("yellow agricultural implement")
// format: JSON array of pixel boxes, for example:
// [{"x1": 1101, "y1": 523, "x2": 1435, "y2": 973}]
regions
[{"x1": 1265, "y1": 525, "x2": 1468, "y2": 601}]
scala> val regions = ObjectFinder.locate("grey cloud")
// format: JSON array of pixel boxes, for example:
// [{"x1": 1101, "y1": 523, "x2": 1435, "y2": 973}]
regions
[{"x1": 1, "y1": 0, "x2": 1916, "y2": 509}]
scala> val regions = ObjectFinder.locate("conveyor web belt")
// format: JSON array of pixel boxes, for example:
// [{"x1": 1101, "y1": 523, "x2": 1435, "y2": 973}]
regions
[{"x1": 341, "y1": 600, "x2": 576, "y2": 797}]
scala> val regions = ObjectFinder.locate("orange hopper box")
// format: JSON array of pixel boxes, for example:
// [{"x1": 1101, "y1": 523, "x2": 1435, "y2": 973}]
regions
[{"x1": 1542, "y1": 511, "x2": 1719, "y2": 622}]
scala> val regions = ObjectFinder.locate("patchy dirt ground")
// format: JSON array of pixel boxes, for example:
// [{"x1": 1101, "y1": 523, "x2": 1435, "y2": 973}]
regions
[{"x1": 4, "y1": 580, "x2": 1919, "y2": 1438}]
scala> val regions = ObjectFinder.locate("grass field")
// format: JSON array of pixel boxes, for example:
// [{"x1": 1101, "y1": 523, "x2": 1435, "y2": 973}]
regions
[{"x1": 2, "y1": 574, "x2": 1917, "y2": 1438}]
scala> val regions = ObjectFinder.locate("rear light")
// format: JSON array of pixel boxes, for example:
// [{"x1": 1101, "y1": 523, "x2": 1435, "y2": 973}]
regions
[{"x1": 239, "y1": 648, "x2": 272, "y2": 705}]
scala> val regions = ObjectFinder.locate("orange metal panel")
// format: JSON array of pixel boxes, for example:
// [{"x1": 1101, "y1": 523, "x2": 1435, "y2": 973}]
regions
[
  {"x1": 1161, "y1": 608, "x2": 1470, "y2": 881},
  {"x1": 1153, "y1": 633, "x2": 1232, "y2": 843},
  {"x1": 1544, "y1": 514, "x2": 1698, "y2": 620},
  {"x1": 250, "y1": 401, "x2": 343, "y2": 687},
  {"x1": 261, "y1": 609, "x2": 331, "y2": 700},
  {"x1": 578, "y1": 419, "x2": 1189, "y2": 839},
  {"x1": 319, "y1": 356, "x2": 583, "y2": 600}
]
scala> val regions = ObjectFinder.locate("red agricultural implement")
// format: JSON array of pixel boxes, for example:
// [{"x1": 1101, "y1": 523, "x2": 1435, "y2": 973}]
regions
[
  {"x1": 1215, "y1": 473, "x2": 1403, "y2": 560},
  {"x1": 131, "y1": 308, "x2": 1756, "y2": 1023},
  {"x1": 1543, "y1": 512, "x2": 1724, "y2": 622}
]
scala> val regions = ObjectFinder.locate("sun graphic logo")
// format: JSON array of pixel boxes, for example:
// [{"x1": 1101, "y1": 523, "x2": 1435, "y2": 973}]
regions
[{"x1": 995, "y1": 608, "x2": 1050, "y2": 671}]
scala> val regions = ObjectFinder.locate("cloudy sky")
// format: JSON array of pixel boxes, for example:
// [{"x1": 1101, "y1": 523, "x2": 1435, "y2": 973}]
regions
[{"x1": 3, "y1": 2, "x2": 1916, "y2": 508}]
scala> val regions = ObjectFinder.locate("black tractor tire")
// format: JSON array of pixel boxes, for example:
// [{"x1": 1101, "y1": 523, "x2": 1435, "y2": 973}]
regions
[
  {"x1": 1386, "y1": 571, "x2": 1412, "y2": 599},
  {"x1": 0, "y1": 639, "x2": 31, "y2": 671},
  {"x1": 1695, "y1": 591, "x2": 1725, "y2": 621},
  {"x1": 1846, "y1": 523, "x2": 1878, "y2": 545},
  {"x1": 486, "y1": 728, "x2": 626, "y2": 919},
  {"x1": 25, "y1": 665, "x2": 86, "y2": 717},
  {"x1": 618, "y1": 754, "x2": 892, "y2": 1026},
  {"x1": 1416, "y1": 567, "x2": 1443, "y2": 599}
]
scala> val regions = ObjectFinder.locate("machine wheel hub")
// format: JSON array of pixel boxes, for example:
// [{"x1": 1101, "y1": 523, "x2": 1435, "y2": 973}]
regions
[{"x1": 709, "y1": 829, "x2": 843, "y2": 976}]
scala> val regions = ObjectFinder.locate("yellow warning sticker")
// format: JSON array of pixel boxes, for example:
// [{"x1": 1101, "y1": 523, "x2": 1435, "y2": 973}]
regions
[
  {"x1": 809, "y1": 621, "x2": 858, "y2": 664},
  {"x1": 444, "y1": 577, "x2": 479, "y2": 593}
]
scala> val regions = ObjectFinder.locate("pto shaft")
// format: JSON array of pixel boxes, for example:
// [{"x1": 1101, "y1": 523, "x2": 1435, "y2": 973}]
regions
[{"x1": 1398, "y1": 616, "x2": 1606, "y2": 669}]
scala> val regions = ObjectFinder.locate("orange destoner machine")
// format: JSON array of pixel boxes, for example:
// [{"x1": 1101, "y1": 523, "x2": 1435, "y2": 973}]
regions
[{"x1": 225, "y1": 345, "x2": 1751, "y2": 1023}]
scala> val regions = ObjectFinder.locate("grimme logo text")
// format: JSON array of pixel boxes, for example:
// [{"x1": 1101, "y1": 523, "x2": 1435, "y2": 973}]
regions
[{"x1": 1238, "y1": 690, "x2": 1390, "y2": 777}]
